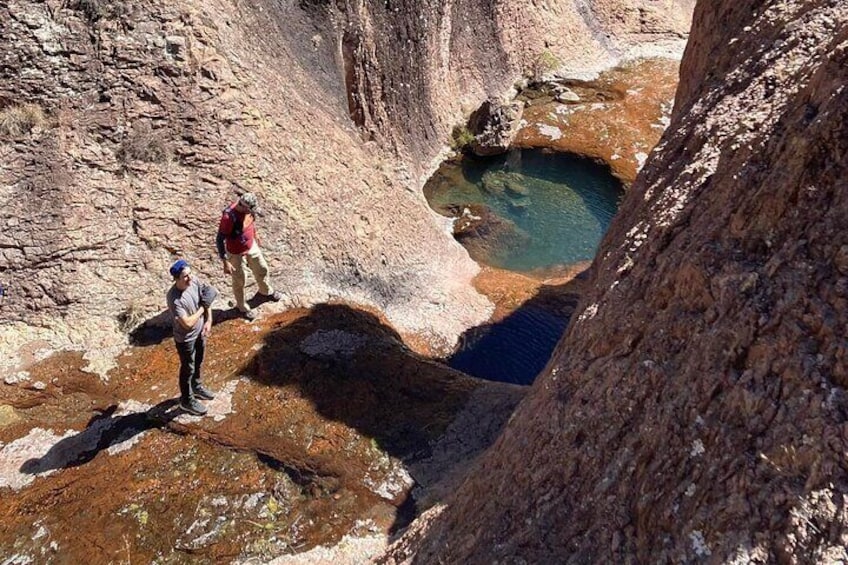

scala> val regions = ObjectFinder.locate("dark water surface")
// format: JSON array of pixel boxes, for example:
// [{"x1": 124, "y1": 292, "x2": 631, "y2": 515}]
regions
[
  {"x1": 425, "y1": 149, "x2": 622, "y2": 384},
  {"x1": 449, "y1": 305, "x2": 570, "y2": 385},
  {"x1": 424, "y1": 149, "x2": 623, "y2": 272}
]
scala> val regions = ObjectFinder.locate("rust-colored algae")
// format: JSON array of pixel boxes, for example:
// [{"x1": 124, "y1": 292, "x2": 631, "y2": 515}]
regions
[
  {"x1": 0, "y1": 305, "x2": 482, "y2": 562},
  {"x1": 514, "y1": 59, "x2": 680, "y2": 185}
]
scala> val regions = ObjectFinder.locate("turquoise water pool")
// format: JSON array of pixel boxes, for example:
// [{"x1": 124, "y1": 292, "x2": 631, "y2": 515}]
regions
[{"x1": 424, "y1": 149, "x2": 623, "y2": 272}]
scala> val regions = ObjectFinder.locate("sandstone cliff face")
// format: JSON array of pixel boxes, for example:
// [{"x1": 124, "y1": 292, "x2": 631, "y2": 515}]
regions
[
  {"x1": 397, "y1": 0, "x2": 848, "y2": 562},
  {"x1": 0, "y1": 0, "x2": 690, "y2": 369}
]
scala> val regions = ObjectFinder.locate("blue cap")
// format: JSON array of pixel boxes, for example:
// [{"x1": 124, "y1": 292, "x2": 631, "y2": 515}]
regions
[{"x1": 169, "y1": 259, "x2": 189, "y2": 278}]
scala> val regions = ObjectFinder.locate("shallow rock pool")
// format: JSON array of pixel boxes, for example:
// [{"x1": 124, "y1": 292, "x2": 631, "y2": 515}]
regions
[{"x1": 424, "y1": 149, "x2": 623, "y2": 272}]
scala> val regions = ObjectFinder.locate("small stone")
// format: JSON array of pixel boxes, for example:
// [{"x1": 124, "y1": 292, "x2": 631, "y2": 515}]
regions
[
  {"x1": 4, "y1": 372, "x2": 30, "y2": 385},
  {"x1": 555, "y1": 89, "x2": 581, "y2": 103},
  {"x1": 165, "y1": 36, "x2": 187, "y2": 60},
  {"x1": 0, "y1": 405, "x2": 22, "y2": 428}
]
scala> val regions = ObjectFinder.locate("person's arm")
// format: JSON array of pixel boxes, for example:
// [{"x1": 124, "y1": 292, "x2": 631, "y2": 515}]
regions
[
  {"x1": 217, "y1": 211, "x2": 234, "y2": 274},
  {"x1": 176, "y1": 306, "x2": 206, "y2": 331},
  {"x1": 248, "y1": 213, "x2": 259, "y2": 245},
  {"x1": 216, "y1": 231, "x2": 227, "y2": 262},
  {"x1": 202, "y1": 303, "x2": 212, "y2": 336},
  {"x1": 199, "y1": 281, "x2": 217, "y2": 337}
]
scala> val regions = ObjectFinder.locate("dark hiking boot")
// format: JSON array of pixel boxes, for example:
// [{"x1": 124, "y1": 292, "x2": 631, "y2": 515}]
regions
[
  {"x1": 194, "y1": 384, "x2": 216, "y2": 400},
  {"x1": 180, "y1": 398, "x2": 207, "y2": 416},
  {"x1": 260, "y1": 290, "x2": 283, "y2": 302}
]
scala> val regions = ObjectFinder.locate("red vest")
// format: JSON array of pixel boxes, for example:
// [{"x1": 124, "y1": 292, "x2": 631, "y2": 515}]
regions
[{"x1": 218, "y1": 204, "x2": 256, "y2": 255}]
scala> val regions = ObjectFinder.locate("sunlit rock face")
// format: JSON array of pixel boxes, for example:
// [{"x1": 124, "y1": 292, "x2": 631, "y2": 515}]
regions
[
  {"x1": 389, "y1": 0, "x2": 848, "y2": 563},
  {"x1": 0, "y1": 0, "x2": 691, "y2": 363}
]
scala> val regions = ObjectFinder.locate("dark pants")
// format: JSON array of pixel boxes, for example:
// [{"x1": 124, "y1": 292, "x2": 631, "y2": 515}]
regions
[{"x1": 175, "y1": 337, "x2": 206, "y2": 402}]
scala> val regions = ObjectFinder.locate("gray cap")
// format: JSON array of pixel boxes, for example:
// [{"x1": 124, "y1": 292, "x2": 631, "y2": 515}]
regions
[{"x1": 238, "y1": 192, "x2": 260, "y2": 214}]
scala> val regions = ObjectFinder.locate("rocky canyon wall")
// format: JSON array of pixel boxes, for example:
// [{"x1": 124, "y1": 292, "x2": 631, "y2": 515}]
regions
[
  {"x1": 394, "y1": 0, "x2": 848, "y2": 562},
  {"x1": 328, "y1": 0, "x2": 694, "y2": 162},
  {"x1": 0, "y1": 0, "x2": 690, "y2": 369}
]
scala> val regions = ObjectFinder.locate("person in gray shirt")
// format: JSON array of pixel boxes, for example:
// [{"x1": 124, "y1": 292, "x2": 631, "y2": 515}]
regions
[{"x1": 166, "y1": 259, "x2": 218, "y2": 415}]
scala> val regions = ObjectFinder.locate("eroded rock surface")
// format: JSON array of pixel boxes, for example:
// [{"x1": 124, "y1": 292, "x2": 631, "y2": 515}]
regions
[
  {"x1": 1, "y1": 0, "x2": 692, "y2": 369},
  {"x1": 391, "y1": 0, "x2": 848, "y2": 562},
  {"x1": 1, "y1": 0, "x2": 696, "y2": 560}
]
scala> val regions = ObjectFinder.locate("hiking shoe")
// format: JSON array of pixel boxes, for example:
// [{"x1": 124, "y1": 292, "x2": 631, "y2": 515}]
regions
[
  {"x1": 261, "y1": 290, "x2": 283, "y2": 302},
  {"x1": 242, "y1": 309, "x2": 257, "y2": 321},
  {"x1": 179, "y1": 398, "x2": 207, "y2": 416},
  {"x1": 194, "y1": 384, "x2": 216, "y2": 401}
]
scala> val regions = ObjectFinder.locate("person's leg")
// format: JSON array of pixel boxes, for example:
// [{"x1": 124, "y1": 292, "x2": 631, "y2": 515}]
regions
[
  {"x1": 190, "y1": 336, "x2": 215, "y2": 399},
  {"x1": 177, "y1": 339, "x2": 207, "y2": 414},
  {"x1": 245, "y1": 242, "x2": 273, "y2": 296},
  {"x1": 190, "y1": 336, "x2": 205, "y2": 391},
  {"x1": 175, "y1": 339, "x2": 195, "y2": 403},
  {"x1": 227, "y1": 252, "x2": 248, "y2": 312}
]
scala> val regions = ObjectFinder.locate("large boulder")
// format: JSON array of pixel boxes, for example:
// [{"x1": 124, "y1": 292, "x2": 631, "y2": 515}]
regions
[{"x1": 467, "y1": 99, "x2": 525, "y2": 157}]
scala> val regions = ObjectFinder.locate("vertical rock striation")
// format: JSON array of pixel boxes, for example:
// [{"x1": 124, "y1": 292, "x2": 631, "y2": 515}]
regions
[{"x1": 395, "y1": 0, "x2": 848, "y2": 562}]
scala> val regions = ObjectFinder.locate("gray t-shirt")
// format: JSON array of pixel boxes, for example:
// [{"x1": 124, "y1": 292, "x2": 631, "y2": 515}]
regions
[{"x1": 166, "y1": 278, "x2": 205, "y2": 343}]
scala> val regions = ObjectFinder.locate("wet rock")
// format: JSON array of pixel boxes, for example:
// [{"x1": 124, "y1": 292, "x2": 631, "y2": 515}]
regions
[
  {"x1": 451, "y1": 204, "x2": 530, "y2": 265},
  {"x1": 506, "y1": 196, "x2": 531, "y2": 212},
  {"x1": 480, "y1": 170, "x2": 529, "y2": 197},
  {"x1": 479, "y1": 171, "x2": 506, "y2": 196},
  {"x1": 504, "y1": 179, "x2": 530, "y2": 198}
]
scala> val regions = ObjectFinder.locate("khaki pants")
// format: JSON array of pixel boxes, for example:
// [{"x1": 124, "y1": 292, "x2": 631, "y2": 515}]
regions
[{"x1": 227, "y1": 242, "x2": 273, "y2": 312}]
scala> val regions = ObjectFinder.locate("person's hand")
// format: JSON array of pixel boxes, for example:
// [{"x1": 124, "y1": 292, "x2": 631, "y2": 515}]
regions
[
  {"x1": 203, "y1": 317, "x2": 212, "y2": 337},
  {"x1": 222, "y1": 260, "x2": 233, "y2": 275}
]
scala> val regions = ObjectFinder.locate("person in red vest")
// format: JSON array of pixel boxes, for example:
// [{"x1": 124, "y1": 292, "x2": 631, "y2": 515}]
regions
[{"x1": 215, "y1": 192, "x2": 281, "y2": 320}]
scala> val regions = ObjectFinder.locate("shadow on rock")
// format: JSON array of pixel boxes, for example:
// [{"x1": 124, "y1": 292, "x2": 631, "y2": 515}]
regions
[
  {"x1": 246, "y1": 303, "x2": 498, "y2": 534},
  {"x1": 20, "y1": 399, "x2": 182, "y2": 474},
  {"x1": 253, "y1": 303, "x2": 476, "y2": 463}
]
